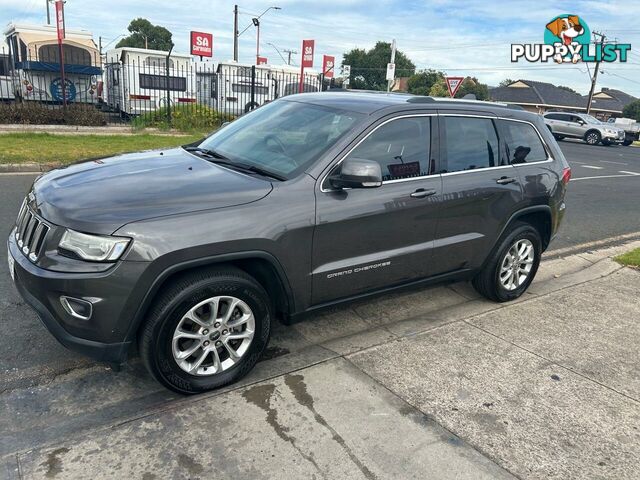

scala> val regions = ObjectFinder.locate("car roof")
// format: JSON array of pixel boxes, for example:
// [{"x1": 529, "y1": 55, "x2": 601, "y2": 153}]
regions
[{"x1": 283, "y1": 91, "x2": 535, "y2": 119}]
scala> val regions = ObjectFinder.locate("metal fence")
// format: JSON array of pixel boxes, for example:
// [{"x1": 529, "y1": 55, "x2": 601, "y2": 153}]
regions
[{"x1": 0, "y1": 47, "x2": 336, "y2": 126}]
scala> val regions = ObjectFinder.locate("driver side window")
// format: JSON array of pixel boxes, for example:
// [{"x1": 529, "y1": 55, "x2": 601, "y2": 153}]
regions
[{"x1": 345, "y1": 116, "x2": 432, "y2": 181}]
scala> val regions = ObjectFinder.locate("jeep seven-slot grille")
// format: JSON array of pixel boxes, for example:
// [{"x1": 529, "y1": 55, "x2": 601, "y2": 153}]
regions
[{"x1": 15, "y1": 199, "x2": 50, "y2": 262}]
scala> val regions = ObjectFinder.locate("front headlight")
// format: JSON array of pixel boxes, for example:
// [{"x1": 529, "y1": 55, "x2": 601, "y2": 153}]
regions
[
  {"x1": 605, "y1": 129, "x2": 617, "y2": 135},
  {"x1": 59, "y1": 229, "x2": 130, "y2": 262}
]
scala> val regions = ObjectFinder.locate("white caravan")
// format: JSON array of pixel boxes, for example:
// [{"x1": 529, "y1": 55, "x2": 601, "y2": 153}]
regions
[
  {"x1": 3, "y1": 23, "x2": 100, "y2": 103},
  {"x1": 103, "y1": 47, "x2": 196, "y2": 116}
]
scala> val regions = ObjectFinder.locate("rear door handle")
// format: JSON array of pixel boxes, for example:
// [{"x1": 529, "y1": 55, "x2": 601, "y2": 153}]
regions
[
  {"x1": 410, "y1": 188, "x2": 437, "y2": 198},
  {"x1": 496, "y1": 176, "x2": 516, "y2": 185}
]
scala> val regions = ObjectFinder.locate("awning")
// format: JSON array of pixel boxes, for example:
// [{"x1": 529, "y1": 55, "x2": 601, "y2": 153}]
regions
[{"x1": 16, "y1": 61, "x2": 102, "y2": 75}]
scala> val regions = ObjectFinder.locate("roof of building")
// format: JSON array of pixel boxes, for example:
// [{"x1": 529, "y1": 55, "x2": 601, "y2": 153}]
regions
[{"x1": 489, "y1": 80, "x2": 637, "y2": 114}]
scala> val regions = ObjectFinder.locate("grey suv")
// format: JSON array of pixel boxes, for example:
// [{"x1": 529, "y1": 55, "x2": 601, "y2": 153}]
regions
[
  {"x1": 543, "y1": 111, "x2": 625, "y2": 145},
  {"x1": 8, "y1": 93, "x2": 571, "y2": 393}
]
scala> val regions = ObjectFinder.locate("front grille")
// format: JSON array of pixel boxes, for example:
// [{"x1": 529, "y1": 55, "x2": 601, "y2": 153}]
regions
[{"x1": 15, "y1": 199, "x2": 50, "y2": 262}]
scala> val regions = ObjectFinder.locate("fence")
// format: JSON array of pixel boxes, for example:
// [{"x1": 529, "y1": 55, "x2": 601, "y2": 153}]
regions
[{"x1": 0, "y1": 47, "x2": 337, "y2": 127}]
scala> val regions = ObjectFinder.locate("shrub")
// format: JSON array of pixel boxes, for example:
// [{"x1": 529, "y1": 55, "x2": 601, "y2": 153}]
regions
[
  {"x1": 0, "y1": 102, "x2": 106, "y2": 126},
  {"x1": 132, "y1": 104, "x2": 235, "y2": 132}
]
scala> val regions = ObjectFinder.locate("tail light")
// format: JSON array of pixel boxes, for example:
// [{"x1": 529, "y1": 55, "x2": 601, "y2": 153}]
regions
[{"x1": 561, "y1": 167, "x2": 572, "y2": 185}]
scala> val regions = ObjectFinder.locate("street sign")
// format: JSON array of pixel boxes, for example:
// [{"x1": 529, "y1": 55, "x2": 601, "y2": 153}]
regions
[
  {"x1": 190, "y1": 31, "x2": 213, "y2": 57},
  {"x1": 342, "y1": 64, "x2": 351, "y2": 77},
  {"x1": 445, "y1": 76, "x2": 464, "y2": 97},
  {"x1": 257, "y1": 56, "x2": 268, "y2": 65},
  {"x1": 386, "y1": 63, "x2": 395, "y2": 81},
  {"x1": 322, "y1": 55, "x2": 335, "y2": 78},
  {"x1": 55, "y1": 0, "x2": 65, "y2": 41},
  {"x1": 301, "y1": 40, "x2": 315, "y2": 67}
]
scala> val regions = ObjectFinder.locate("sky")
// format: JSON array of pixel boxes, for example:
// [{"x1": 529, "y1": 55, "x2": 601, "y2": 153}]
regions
[{"x1": 2, "y1": 0, "x2": 640, "y2": 96}]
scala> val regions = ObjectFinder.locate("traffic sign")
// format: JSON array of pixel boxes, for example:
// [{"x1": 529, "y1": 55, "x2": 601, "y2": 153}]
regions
[
  {"x1": 386, "y1": 63, "x2": 396, "y2": 81},
  {"x1": 342, "y1": 65, "x2": 351, "y2": 77},
  {"x1": 445, "y1": 76, "x2": 464, "y2": 97}
]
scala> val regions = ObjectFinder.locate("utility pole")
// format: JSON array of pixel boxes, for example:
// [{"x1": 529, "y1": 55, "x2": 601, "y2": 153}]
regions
[
  {"x1": 387, "y1": 39, "x2": 396, "y2": 92},
  {"x1": 586, "y1": 31, "x2": 606, "y2": 115},
  {"x1": 46, "y1": 0, "x2": 51, "y2": 25},
  {"x1": 233, "y1": 5, "x2": 239, "y2": 62},
  {"x1": 283, "y1": 49, "x2": 297, "y2": 65}
]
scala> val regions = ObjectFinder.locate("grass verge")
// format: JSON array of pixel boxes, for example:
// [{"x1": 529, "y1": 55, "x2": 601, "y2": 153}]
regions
[
  {"x1": 0, "y1": 133, "x2": 203, "y2": 165},
  {"x1": 614, "y1": 248, "x2": 640, "y2": 268}
]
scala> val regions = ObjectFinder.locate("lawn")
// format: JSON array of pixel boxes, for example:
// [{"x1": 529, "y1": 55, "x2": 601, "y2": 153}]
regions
[
  {"x1": 614, "y1": 248, "x2": 640, "y2": 268},
  {"x1": 0, "y1": 133, "x2": 203, "y2": 165}
]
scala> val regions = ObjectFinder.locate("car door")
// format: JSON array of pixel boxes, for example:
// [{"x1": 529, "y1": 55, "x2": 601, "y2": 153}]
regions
[
  {"x1": 430, "y1": 113, "x2": 523, "y2": 276},
  {"x1": 565, "y1": 115, "x2": 587, "y2": 137},
  {"x1": 311, "y1": 113, "x2": 442, "y2": 305},
  {"x1": 550, "y1": 113, "x2": 571, "y2": 136}
]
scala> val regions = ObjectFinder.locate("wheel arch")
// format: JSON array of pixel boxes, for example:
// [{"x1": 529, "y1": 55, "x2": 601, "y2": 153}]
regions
[
  {"x1": 127, "y1": 251, "x2": 294, "y2": 344},
  {"x1": 497, "y1": 206, "x2": 553, "y2": 252}
]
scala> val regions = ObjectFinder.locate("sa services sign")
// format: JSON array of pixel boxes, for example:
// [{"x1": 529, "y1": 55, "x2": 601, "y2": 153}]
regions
[{"x1": 190, "y1": 31, "x2": 213, "y2": 58}]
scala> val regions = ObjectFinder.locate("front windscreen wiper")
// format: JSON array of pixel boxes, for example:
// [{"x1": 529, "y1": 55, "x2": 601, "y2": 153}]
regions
[{"x1": 184, "y1": 146, "x2": 286, "y2": 181}]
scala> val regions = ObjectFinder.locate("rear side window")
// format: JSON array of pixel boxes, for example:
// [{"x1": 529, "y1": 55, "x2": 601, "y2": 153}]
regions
[
  {"x1": 443, "y1": 116, "x2": 499, "y2": 172},
  {"x1": 346, "y1": 116, "x2": 431, "y2": 181},
  {"x1": 545, "y1": 113, "x2": 562, "y2": 120},
  {"x1": 500, "y1": 120, "x2": 548, "y2": 164}
]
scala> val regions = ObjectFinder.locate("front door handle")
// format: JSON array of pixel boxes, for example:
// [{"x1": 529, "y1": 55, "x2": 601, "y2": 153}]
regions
[
  {"x1": 410, "y1": 188, "x2": 437, "y2": 198},
  {"x1": 496, "y1": 176, "x2": 516, "y2": 185}
]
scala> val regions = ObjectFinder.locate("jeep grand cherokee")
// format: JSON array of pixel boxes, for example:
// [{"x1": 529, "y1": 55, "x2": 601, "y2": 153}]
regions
[{"x1": 8, "y1": 92, "x2": 570, "y2": 394}]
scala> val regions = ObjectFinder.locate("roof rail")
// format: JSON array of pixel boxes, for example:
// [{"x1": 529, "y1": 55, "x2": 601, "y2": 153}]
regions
[{"x1": 406, "y1": 96, "x2": 436, "y2": 103}]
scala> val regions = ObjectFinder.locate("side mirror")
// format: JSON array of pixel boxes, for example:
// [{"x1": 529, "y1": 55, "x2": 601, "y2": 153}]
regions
[
  {"x1": 329, "y1": 158, "x2": 382, "y2": 189},
  {"x1": 577, "y1": 120, "x2": 586, "y2": 125}
]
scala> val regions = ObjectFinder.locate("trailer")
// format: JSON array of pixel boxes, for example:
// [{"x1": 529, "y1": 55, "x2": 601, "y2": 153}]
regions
[
  {"x1": 198, "y1": 61, "x2": 321, "y2": 116},
  {"x1": 103, "y1": 47, "x2": 196, "y2": 117},
  {"x1": 0, "y1": 39, "x2": 14, "y2": 101},
  {"x1": 3, "y1": 23, "x2": 100, "y2": 104}
]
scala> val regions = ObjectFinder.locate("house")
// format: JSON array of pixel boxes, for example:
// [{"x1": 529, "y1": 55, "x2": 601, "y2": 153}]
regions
[{"x1": 489, "y1": 79, "x2": 637, "y2": 118}]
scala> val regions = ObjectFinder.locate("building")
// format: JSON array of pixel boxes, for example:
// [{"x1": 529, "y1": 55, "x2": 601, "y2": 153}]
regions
[{"x1": 489, "y1": 79, "x2": 637, "y2": 119}]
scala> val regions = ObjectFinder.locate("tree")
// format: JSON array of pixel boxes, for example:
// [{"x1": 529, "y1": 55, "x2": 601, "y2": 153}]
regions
[
  {"x1": 622, "y1": 99, "x2": 640, "y2": 121},
  {"x1": 499, "y1": 78, "x2": 514, "y2": 87},
  {"x1": 342, "y1": 42, "x2": 416, "y2": 91},
  {"x1": 558, "y1": 85, "x2": 578, "y2": 94},
  {"x1": 407, "y1": 69, "x2": 445, "y2": 96},
  {"x1": 457, "y1": 77, "x2": 490, "y2": 100},
  {"x1": 116, "y1": 18, "x2": 173, "y2": 51},
  {"x1": 429, "y1": 79, "x2": 448, "y2": 97}
]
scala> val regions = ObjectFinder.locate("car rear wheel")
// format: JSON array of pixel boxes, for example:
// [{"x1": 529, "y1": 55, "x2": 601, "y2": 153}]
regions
[
  {"x1": 139, "y1": 267, "x2": 271, "y2": 394},
  {"x1": 472, "y1": 223, "x2": 542, "y2": 302},
  {"x1": 584, "y1": 130, "x2": 601, "y2": 145},
  {"x1": 623, "y1": 140, "x2": 633, "y2": 146}
]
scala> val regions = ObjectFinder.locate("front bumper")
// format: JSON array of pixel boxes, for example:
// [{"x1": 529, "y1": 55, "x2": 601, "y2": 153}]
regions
[
  {"x1": 602, "y1": 131, "x2": 625, "y2": 143},
  {"x1": 8, "y1": 230, "x2": 148, "y2": 363}
]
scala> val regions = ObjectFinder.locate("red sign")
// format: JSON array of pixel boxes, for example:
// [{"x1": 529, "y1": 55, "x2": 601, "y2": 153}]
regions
[
  {"x1": 190, "y1": 31, "x2": 213, "y2": 57},
  {"x1": 55, "y1": 1, "x2": 65, "y2": 42},
  {"x1": 322, "y1": 55, "x2": 335, "y2": 78},
  {"x1": 445, "y1": 76, "x2": 464, "y2": 97},
  {"x1": 301, "y1": 40, "x2": 315, "y2": 67},
  {"x1": 257, "y1": 56, "x2": 268, "y2": 65}
]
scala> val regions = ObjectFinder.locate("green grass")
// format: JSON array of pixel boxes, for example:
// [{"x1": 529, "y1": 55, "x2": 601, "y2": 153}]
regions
[
  {"x1": 614, "y1": 248, "x2": 640, "y2": 268},
  {"x1": 0, "y1": 133, "x2": 203, "y2": 165}
]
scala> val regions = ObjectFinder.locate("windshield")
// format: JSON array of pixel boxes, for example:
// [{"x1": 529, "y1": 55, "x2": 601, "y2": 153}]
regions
[
  {"x1": 581, "y1": 114, "x2": 602, "y2": 125},
  {"x1": 198, "y1": 100, "x2": 364, "y2": 179}
]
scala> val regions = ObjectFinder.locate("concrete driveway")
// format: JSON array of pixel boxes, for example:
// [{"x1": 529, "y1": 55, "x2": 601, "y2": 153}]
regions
[{"x1": 3, "y1": 243, "x2": 639, "y2": 479}]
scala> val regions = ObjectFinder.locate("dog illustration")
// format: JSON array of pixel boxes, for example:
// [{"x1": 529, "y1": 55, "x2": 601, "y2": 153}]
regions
[{"x1": 546, "y1": 15, "x2": 584, "y2": 64}]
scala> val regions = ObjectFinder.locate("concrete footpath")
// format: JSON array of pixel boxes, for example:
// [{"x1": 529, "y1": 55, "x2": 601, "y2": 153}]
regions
[{"x1": 2, "y1": 242, "x2": 640, "y2": 480}]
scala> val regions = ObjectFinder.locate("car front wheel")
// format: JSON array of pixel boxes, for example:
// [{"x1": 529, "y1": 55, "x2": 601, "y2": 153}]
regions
[
  {"x1": 584, "y1": 130, "x2": 601, "y2": 145},
  {"x1": 472, "y1": 223, "x2": 542, "y2": 302},
  {"x1": 139, "y1": 267, "x2": 271, "y2": 394}
]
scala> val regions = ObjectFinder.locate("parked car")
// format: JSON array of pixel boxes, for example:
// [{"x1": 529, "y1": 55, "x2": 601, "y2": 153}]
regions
[
  {"x1": 8, "y1": 92, "x2": 571, "y2": 394},
  {"x1": 606, "y1": 117, "x2": 640, "y2": 146},
  {"x1": 543, "y1": 112, "x2": 625, "y2": 145}
]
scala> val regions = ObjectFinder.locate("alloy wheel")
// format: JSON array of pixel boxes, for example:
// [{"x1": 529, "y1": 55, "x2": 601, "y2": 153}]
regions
[
  {"x1": 171, "y1": 296, "x2": 255, "y2": 376},
  {"x1": 586, "y1": 133, "x2": 599, "y2": 145},
  {"x1": 499, "y1": 239, "x2": 535, "y2": 291}
]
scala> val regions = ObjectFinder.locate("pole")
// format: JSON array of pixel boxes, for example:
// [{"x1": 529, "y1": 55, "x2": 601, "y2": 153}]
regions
[
  {"x1": 586, "y1": 31, "x2": 605, "y2": 115},
  {"x1": 166, "y1": 44, "x2": 173, "y2": 125},
  {"x1": 233, "y1": 5, "x2": 239, "y2": 62},
  {"x1": 256, "y1": 22, "x2": 260, "y2": 65},
  {"x1": 387, "y1": 39, "x2": 396, "y2": 93},
  {"x1": 46, "y1": 0, "x2": 51, "y2": 25}
]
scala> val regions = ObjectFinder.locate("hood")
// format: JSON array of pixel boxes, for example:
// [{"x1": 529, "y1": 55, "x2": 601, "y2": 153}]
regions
[{"x1": 30, "y1": 148, "x2": 273, "y2": 234}]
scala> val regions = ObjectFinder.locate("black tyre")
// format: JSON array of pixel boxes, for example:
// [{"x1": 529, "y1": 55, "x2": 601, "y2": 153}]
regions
[
  {"x1": 622, "y1": 140, "x2": 633, "y2": 146},
  {"x1": 472, "y1": 223, "x2": 542, "y2": 302},
  {"x1": 553, "y1": 134, "x2": 565, "y2": 141},
  {"x1": 584, "y1": 130, "x2": 601, "y2": 145},
  {"x1": 139, "y1": 266, "x2": 271, "y2": 394}
]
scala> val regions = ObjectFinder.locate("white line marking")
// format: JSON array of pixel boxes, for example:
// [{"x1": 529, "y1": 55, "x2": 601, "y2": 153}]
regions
[
  {"x1": 548, "y1": 231, "x2": 640, "y2": 257},
  {"x1": 569, "y1": 160, "x2": 587, "y2": 165},
  {"x1": 601, "y1": 160, "x2": 628, "y2": 165},
  {"x1": 571, "y1": 174, "x2": 638, "y2": 181},
  {"x1": 580, "y1": 165, "x2": 604, "y2": 170},
  {"x1": 619, "y1": 171, "x2": 640, "y2": 175},
  {"x1": 0, "y1": 172, "x2": 40, "y2": 176}
]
